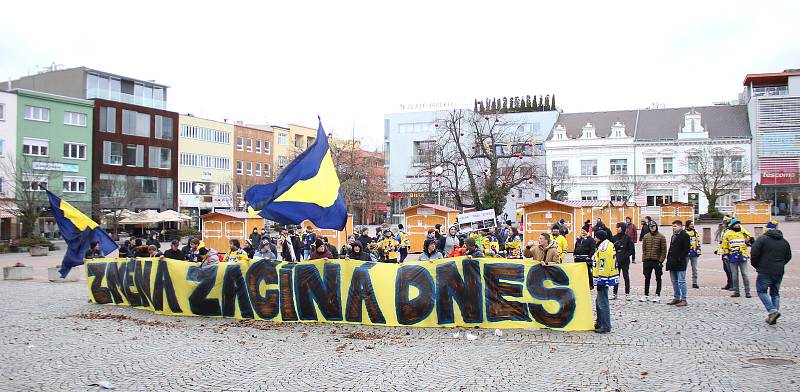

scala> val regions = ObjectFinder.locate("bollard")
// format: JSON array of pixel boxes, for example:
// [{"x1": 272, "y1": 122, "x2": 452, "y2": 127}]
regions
[
  {"x1": 754, "y1": 226, "x2": 763, "y2": 237},
  {"x1": 702, "y1": 227, "x2": 712, "y2": 244}
]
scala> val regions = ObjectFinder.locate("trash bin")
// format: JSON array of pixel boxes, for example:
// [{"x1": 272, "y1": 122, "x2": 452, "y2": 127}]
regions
[{"x1": 702, "y1": 227, "x2": 712, "y2": 244}]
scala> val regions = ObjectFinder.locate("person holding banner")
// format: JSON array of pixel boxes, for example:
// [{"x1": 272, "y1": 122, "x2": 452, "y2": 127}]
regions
[
  {"x1": 310, "y1": 239, "x2": 333, "y2": 259},
  {"x1": 418, "y1": 241, "x2": 445, "y2": 262},
  {"x1": 525, "y1": 233, "x2": 560, "y2": 265},
  {"x1": 440, "y1": 226, "x2": 461, "y2": 257},
  {"x1": 463, "y1": 237, "x2": 484, "y2": 258},
  {"x1": 593, "y1": 230, "x2": 618, "y2": 333},
  {"x1": 345, "y1": 242, "x2": 372, "y2": 261},
  {"x1": 505, "y1": 227, "x2": 523, "y2": 259},
  {"x1": 224, "y1": 239, "x2": 249, "y2": 263}
]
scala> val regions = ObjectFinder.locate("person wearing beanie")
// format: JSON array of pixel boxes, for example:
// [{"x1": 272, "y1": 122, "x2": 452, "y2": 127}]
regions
[
  {"x1": 592, "y1": 229, "x2": 618, "y2": 333},
  {"x1": 573, "y1": 225, "x2": 596, "y2": 289},
  {"x1": 378, "y1": 229, "x2": 400, "y2": 263},
  {"x1": 685, "y1": 220, "x2": 702, "y2": 288},
  {"x1": 751, "y1": 220, "x2": 792, "y2": 324},
  {"x1": 640, "y1": 221, "x2": 666, "y2": 303},
  {"x1": 612, "y1": 222, "x2": 635, "y2": 300},
  {"x1": 310, "y1": 239, "x2": 333, "y2": 260},
  {"x1": 721, "y1": 218, "x2": 754, "y2": 298}
]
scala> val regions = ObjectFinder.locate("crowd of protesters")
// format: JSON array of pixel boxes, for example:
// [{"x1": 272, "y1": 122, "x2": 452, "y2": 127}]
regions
[{"x1": 90, "y1": 213, "x2": 791, "y2": 331}]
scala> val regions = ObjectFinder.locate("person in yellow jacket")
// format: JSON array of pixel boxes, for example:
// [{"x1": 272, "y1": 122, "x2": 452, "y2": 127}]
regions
[
  {"x1": 551, "y1": 225, "x2": 568, "y2": 262},
  {"x1": 592, "y1": 230, "x2": 618, "y2": 333},
  {"x1": 715, "y1": 215, "x2": 733, "y2": 290},
  {"x1": 721, "y1": 218, "x2": 754, "y2": 298},
  {"x1": 223, "y1": 239, "x2": 250, "y2": 262},
  {"x1": 377, "y1": 229, "x2": 400, "y2": 263},
  {"x1": 685, "y1": 220, "x2": 702, "y2": 288}
]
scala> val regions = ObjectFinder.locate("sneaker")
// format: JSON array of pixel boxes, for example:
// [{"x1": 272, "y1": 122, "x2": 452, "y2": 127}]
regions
[
  {"x1": 745, "y1": 294, "x2": 752, "y2": 298},
  {"x1": 594, "y1": 328, "x2": 610, "y2": 334},
  {"x1": 666, "y1": 299, "x2": 680, "y2": 305},
  {"x1": 651, "y1": 297, "x2": 661, "y2": 303},
  {"x1": 639, "y1": 296, "x2": 649, "y2": 302},
  {"x1": 731, "y1": 293, "x2": 741, "y2": 298},
  {"x1": 675, "y1": 300, "x2": 687, "y2": 307},
  {"x1": 692, "y1": 284, "x2": 700, "y2": 289},
  {"x1": 721, "y1": 285, "x2": 730, "y2": 290},
  {"x1": 768, "y1": 312, "x2": 781, "y2": 325},
  {"x1": 611, "y1": 294, "x2": 618, "y2": 300}
]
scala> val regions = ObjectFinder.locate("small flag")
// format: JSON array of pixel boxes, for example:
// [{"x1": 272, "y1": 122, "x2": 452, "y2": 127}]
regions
[
  {"x1": 46, "y1": 191, "x2": 117, "y2": 278},
  {"x1": 244, "y1": 121, "x2": 347, "y2": 230}
]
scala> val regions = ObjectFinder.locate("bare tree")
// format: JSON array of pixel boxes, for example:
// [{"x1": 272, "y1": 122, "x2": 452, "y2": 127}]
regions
[
  {"x1": 93, "y1": 175, "x2": 144, "y2": 239},
  {"x1": 412, "y1": 109, "x2": 542, "y2": 215},
  {"x1": 609, "y1": 174, "x2": 647, "y2": 203},
  {"x1": 683, "y1": 147, "x2": 752, "y2": 214},
  {"x1": 0, "y1": 155, "x2": 58, "y2": 237},
  {"x1": 536, "y1": 164, "x2": 575, "y2": 201}
]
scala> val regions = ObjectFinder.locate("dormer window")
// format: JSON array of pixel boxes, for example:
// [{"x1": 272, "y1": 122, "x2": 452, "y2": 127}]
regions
[
  {"x1": 581, "y1": 122, "x2": 596, "y2": 139},
  {"x1": 611, "y1": 121, "x2": 626, "y2": 138}
]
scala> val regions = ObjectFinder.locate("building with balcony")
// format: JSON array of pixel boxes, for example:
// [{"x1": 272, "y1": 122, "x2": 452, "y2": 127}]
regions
[
  {"x1": 178, "y1": 115, "x2": 235, "y2": 223},
  {"x1": 7, "y1": 67, "x2": 179, "y2": 214},
  {"x1": 742, "y1": 69, "x2": 800, "y2": 215},
  {"x1": 385, "y1": 107, "x2": 558, "y2": 223},
  {"x1": 544, "y1": 105, "x2": 753, "y2": 216},
  {"x1": 233, "y1": 123, "x2": 275, "y2": 209}
]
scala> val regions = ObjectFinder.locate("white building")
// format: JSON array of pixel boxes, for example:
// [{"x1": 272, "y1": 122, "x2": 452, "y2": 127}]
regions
[
  {"x1": 0, "y1": 91, "x2": 18, "y2": 238},
  {"x1": 385, "y1": 107, "x2": 559, "y2": 223},
  {"x1": 545, "y1": 105, "x2": 753, "y2": 217}
]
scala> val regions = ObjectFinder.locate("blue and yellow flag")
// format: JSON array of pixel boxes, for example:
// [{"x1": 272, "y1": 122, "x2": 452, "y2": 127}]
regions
[
  {"x1": 46, "y1": 191, "x2": 117, "y2": 278},
  {"x1": 244, "y1": 121, "x2": 347, "y2": 230}
]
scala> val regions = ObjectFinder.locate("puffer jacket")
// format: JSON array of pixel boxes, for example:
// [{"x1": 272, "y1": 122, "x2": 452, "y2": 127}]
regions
[
  {"x1": 593, "y1": 239, "x2": 619, "y2": 287},
  {"x1": 641, "y1": 230, "x2": 667, "y2": 262},
  {"x1": 751, "y1": 229, "x2": 792, "y2": 275}
]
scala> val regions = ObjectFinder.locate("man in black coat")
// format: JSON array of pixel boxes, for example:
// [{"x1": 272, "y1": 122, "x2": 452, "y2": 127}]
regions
[
  {"x1": 666, "y1": 220, "x2": 691, "y2": 306},
  {"x1": 611, "y1": 222, "x2": 635, "y2": 300},
  {"x1": 357, "y1": 227, "x2": 374, "y2": 249},
  {"x1": 751, "y1": 221, "x2": 792, "y2": 324}
]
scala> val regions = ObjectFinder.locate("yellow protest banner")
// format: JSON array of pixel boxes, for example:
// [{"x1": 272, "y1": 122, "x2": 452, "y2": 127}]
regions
[{"x1": 85, "y1": 257, "x2": 593, "y2": 331}]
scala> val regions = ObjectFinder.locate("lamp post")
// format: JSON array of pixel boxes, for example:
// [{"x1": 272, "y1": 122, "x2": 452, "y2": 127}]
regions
[
  {"x1": 433, "y1": 166, "x2": 443, "y2": 205},
  {"x1": 360, "y1": 178, "x2": 368, "y2": 224}
]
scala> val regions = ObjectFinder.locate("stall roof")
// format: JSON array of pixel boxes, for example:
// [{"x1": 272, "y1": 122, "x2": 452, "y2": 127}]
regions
[
  {"x1": 200, "y1": 210, "x2": 258, "y2": 219},
  {"x1": 402, "y1": 204, "x2": 460, "y2": 213}
]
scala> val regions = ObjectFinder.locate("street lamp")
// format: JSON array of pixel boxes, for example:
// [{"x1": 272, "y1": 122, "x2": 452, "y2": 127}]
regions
[
  {"x1": 360, "y1": 178, "x2": 367, "y2": 224},
  {"x1": 433, "y1": 166, "x2": 444, "y2": 205}
]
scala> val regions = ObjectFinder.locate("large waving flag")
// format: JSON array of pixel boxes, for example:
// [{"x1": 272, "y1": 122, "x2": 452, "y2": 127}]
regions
[
  {"x1": 46, "y1": 190, "x2": 118, "y2": 278},
  {"x1": 244, "y1": 120, "x2": 347, "y2": 230}
]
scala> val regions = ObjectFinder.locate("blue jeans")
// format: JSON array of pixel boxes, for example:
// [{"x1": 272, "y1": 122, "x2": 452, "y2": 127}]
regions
[
  {"x1": 756, "y1": 273, "x2": 782, "y2": 313},
  {"x1": 595, "y1": 285, "x2": 611, "y2": 331},
  {"x1": 729, "y1": 260, "x2": 751, "y2": 295},
  {"x1": 303, "y1": 248, "x2": 311, "y2": 261},
  {"x1": 669, "y1": 270, "x2": 687, "y2": 301}
]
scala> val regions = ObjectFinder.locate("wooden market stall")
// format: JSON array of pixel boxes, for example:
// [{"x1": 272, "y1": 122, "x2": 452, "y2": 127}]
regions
[
  {"x1": 199, "y1": 210, "x2": 264, "y2": 252},
  {"x1": 403, "y1": 204, "x2": 460, "y2": 253},
  {"x1": 301, "y1": 214, "x2": 354, "y2": 250},
  {"x1": 519, "y1": 200, "x2": 640, "y2": 251},
  {"x1": 733, "y1": 199, "x2": 772, "y2": 224},
  {"x1": 659, "y1": 202, "x2": 695, "y2": 225}
]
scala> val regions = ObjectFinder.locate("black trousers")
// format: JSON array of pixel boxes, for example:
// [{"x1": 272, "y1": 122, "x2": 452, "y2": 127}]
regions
[
  {"x1": 614, "y1": 260, "x2": 631, "y2": 295},
  {"x1": 575, "y1": 258, "x2": 593, "y2": 289},
  {"x1": 643, "y1": 260, "x2": 662, "y2": 296}
]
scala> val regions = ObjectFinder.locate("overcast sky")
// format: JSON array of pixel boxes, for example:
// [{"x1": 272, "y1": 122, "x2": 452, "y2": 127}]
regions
[{"x1": 1, "y1": 1, "x2": 798, "y2": 149}]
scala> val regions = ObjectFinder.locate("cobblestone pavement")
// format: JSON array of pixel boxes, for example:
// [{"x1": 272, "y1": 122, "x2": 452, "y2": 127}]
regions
[{"x1": 1, "y1": 280, "x2": 798, "y2": 392}]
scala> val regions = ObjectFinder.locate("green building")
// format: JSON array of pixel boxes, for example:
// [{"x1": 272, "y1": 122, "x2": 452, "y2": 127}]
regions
[{"x1": 14, "y1": 89, "x2": 93, "y2": 236}]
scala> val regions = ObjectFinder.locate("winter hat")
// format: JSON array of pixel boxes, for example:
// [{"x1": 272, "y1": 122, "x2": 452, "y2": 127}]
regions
[
  {"x1": 729, "y1": 218, "x2": 741, "y2": 226},
  {"x1": 766, "y1": 220, "x2": 779, "y2": 230}
]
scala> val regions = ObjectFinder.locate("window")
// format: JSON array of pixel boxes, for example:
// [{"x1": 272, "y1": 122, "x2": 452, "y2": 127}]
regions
[
  {"x1": 24, "y1": 106, "x2": 49, "y2": 122},
  {"x1": 581, "y1": 190, "x2": 598, "y2": 201},
  {"x1": 731, "y1": 156, "x2": 743, "y2": 173},
  {"x1": 136, "y1": 176, "x2": 158, "y2": 195},
  {"x1": 97, "y1": 174, "x2": 126, "y2": 197},
  {"x1": 307, "y1": 137, "x2": 315, "y2": 149},
  {"x1": 178, "y1": 153, "x2": 230, "y2": 169},
  {"x1": 236, "y1": 137, "x2": 243, "y2": 151},
  {"x1": 63, "y1": 176, "x2": 87, "y2": 193},
  {"x1": 495, "y1": 144, "x2": 507, "y2": 156},
  {"x1": 256, "y1": 139, "x2": 262, "y2": 154},
  {"x1": 22, "y1": 174, "x2": 48, "y2": 191},
  {"x1": 180, "y1": 125, "x2": 231, "y2": 144},
  {"x1": 0, "y1": 103, "x2": 4, "y2": 120},
  {"x1": 103, "y1": 141, "x2": 123, "y2": 165},
  {"x1": 645, "y1": 158, "x2": 656, "y2": 174},
  {"x1": 413, "y1": 140, "x2": 435, "y2": 164},
  {"x1": 99, "y1": 107, "x2": 116, "y2": 132},
  {"x1": 278, "y1": 133, "x2": 288, "y2": 145},
  {"x1": 246, "y1": 138, "x2": 253, "y2": 152},
  {"x1": 662, "y1": 157, "x2": 673, "y2": 174},
  {"x1": 718, "y1": 190, "x2": 740, "y2": 207},
  {"x1": 62, "y1": 111, "x2": 87, "y2": 127},
  {"x1": 124, "y1": 144, "x2": 144, "y2": 167},
  {"x1": 217, "y1": 183, "x2": 230, "y2": 195},
  {"x1": 646, "y1": 189, "x2": 673, "y2": 207},
  {"x1": 688, "y1": 156, "x2": 699, "y2": 173},
  {"x1": 255, "y1": 162, "x2": 262, "y2": 177},
  {"x1": 264, "y1": 163, "x2": 271, "y2": 177},
  {"x1": 552, "y1": 160, "x2": 568, "y2": 176},
  {"x1": 22, "y1": 138, "x2": 49, "y2": 157},
  {"x1": 264, "y1": 141, "x2": 271, "y2": 155},
  {"x1": 610, "y1": 190, "x2": 627, "y2": 202},
  {"x1": 610, "y1": 159, "x2": 627, "y2": 175},
  {"x1": 236, "y1": 160, "x2": 243, "y2": 175},
  {"x1": 580, "y1": 160, "x2": 597, "y2": 176},
  {"x1": 713, "y1": 156, "x2": 725, "y2": 172},
  {"x1": 511, "y1": 144, "x2": 534, "y2": 156},
  {"x1": 63, "y1": 143, "x2": 87, "y2": 160},
  {"x1": 246, "y1": 161, "x2": 253, "y2": 176},
  {"x1": 278, "y1": 156, "x2": 288, "y2": 167},
  {"x1": 122, "y1": 110, "x2": 151, "y2": 137},
  {"x1": 155, "y1": 115, "x2": 173, "y2": 140},
  {"x1": 148, "y1": 147, "x2": 171, "y2": 169},
  {"x1": 179, "y1": 181, "x2": 192, "y2": 194}
]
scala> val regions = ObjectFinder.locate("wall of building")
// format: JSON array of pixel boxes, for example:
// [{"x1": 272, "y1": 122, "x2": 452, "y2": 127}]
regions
[
  {"x1": 10, "y1": 67, "x2": 87, "y2": 100},
  {"x1": 788, "y1": 75, "x2": 800, "y2": 96},
  {"x1": 0, "y1": 91, "x2": 18, "y2": 200},
  {"x1": 16, "y1": 90, "x2": 94, "y2": 215},
  {"x1": 233, "y1": 124, "x2": 275, "y2": 208},
  {"x1": 178, "y1": 115, "x2": 235, "y2": 219}
]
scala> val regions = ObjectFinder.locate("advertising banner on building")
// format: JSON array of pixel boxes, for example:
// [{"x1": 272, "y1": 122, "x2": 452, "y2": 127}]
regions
[
  {"x1": 760, "y1": 158, "x2": 800, "y2": 185},
  {"x1": 86, "y1": 257, "x2": 593, "y2": 331}
]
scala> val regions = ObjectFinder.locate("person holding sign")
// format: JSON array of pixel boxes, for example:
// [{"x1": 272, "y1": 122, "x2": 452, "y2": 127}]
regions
[{"x1": 592, "y1": 230, "x2": 618, "y2": 333}]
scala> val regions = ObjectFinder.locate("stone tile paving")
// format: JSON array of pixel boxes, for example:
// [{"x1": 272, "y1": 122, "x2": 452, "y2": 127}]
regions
[{"x1": 0, "y1": 280, "x2": 798, "y2": 391}]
